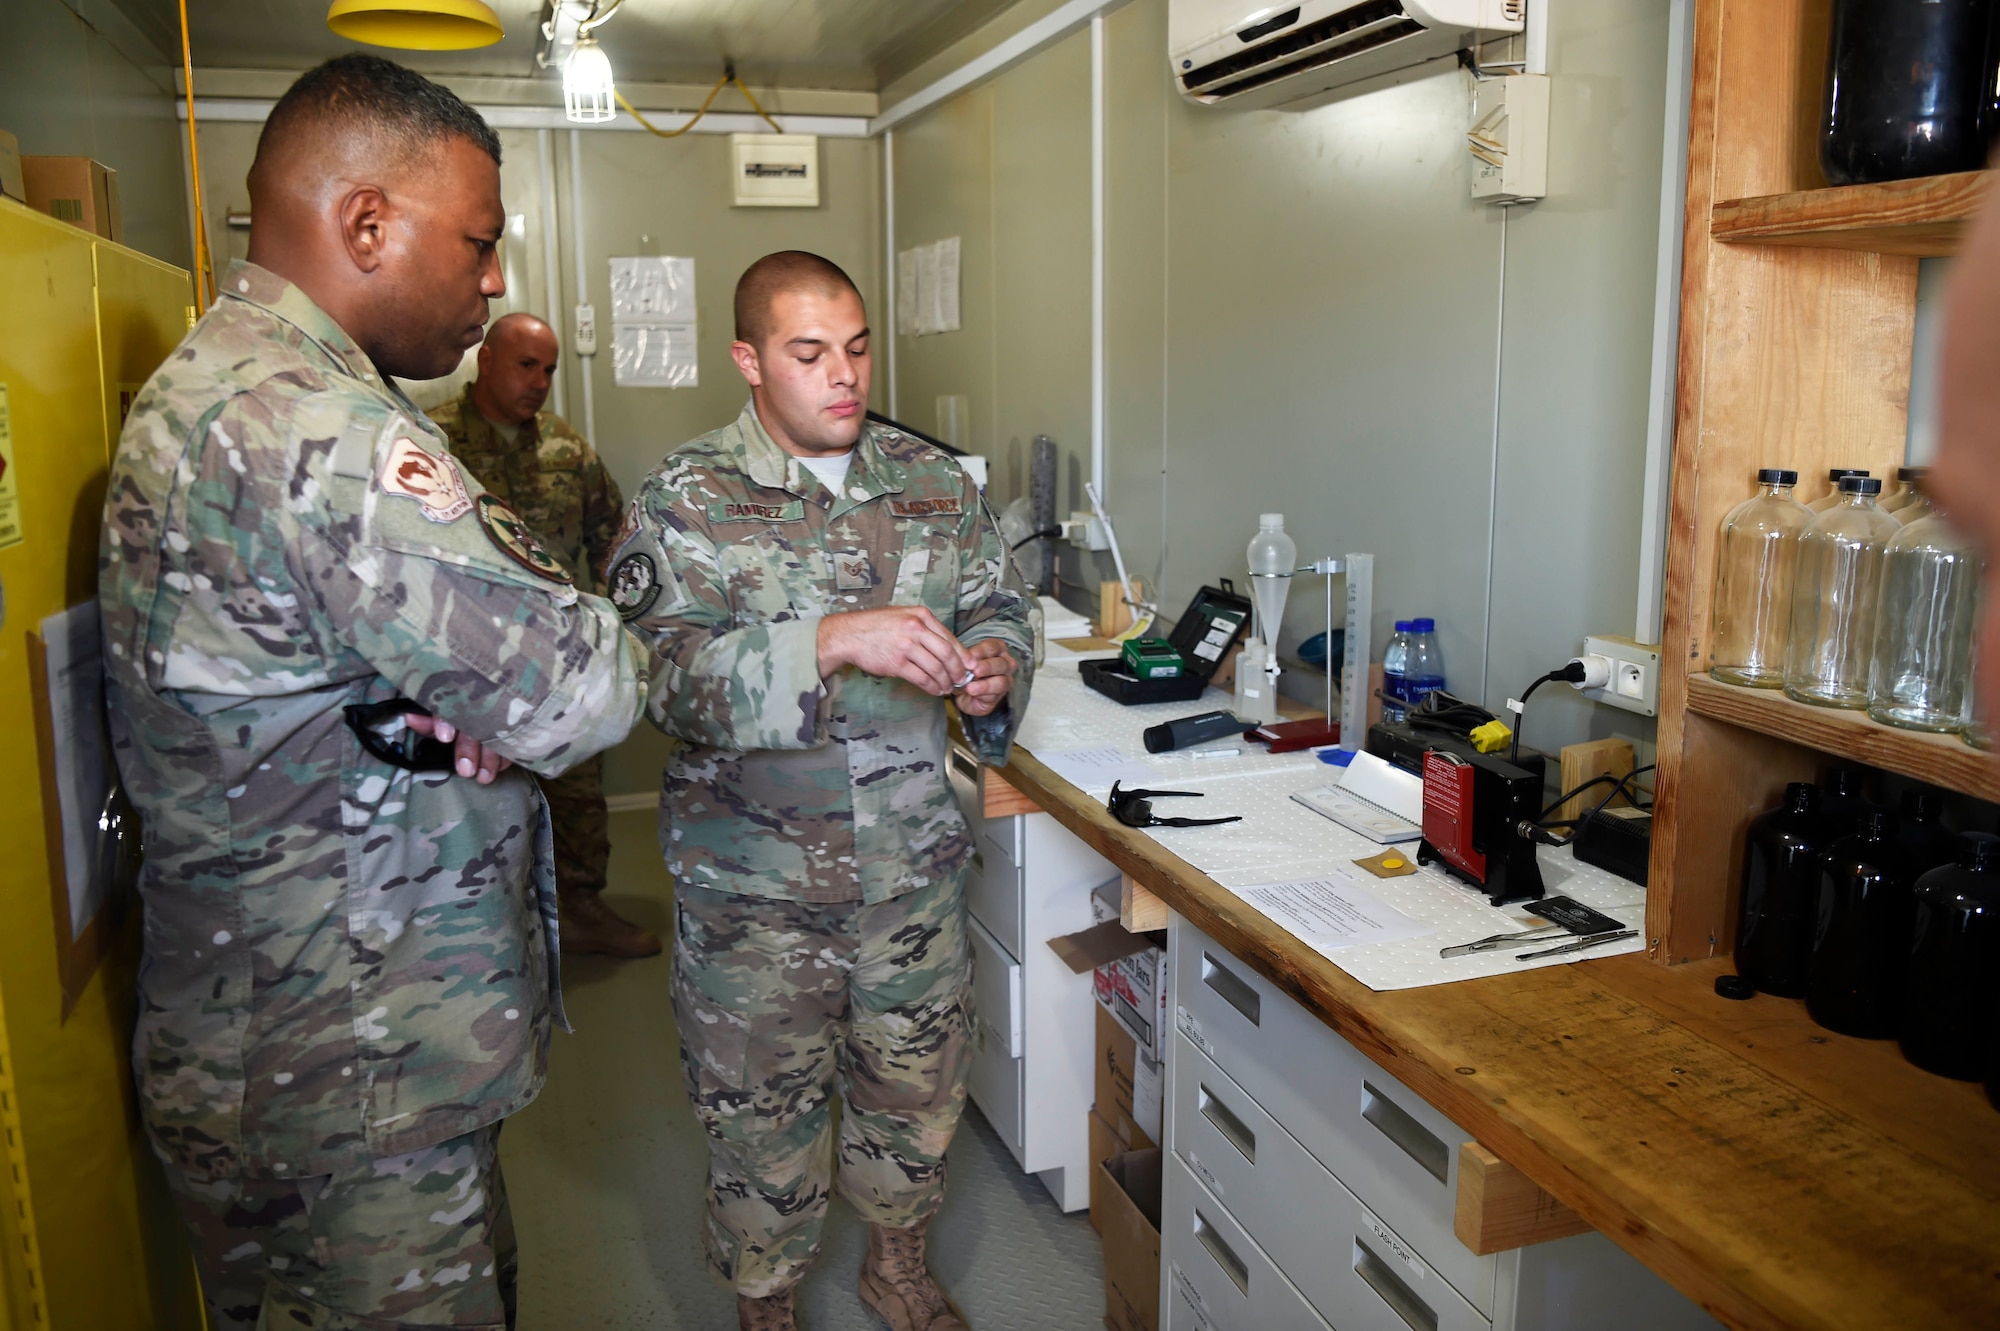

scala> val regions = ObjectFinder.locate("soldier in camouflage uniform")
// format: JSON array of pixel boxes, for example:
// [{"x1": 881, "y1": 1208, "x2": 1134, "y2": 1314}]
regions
[
  {"x1": 99, "y1": 57, "x2": 644, "y2": 1331},
  {"x1": 429, "y1": 312, "x2": 659, "y2": 959},
  {"x1": 610, "y1": 251, "x2": 1038, "y2": 1331}
]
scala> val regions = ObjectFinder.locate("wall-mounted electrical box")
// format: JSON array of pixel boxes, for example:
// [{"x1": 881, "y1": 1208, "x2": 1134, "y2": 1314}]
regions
[
  {"x1": 1469, "y1": 73, "x2": 1549, "y2": 204},
  {"x1": 732, "y1": 134, "x2": 820, "y2": 208},
  {"x1": 1578, "y1": 635, "x2": 1661, "y2": 718}
]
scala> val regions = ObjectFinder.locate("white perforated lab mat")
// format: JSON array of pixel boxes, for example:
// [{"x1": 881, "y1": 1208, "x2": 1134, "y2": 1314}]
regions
[
  {"x1": 1128, "y1": 766, "x2": 1646, "y2": 991},
  {"x1": 1017, "y1": 671, "x2": 1324, "y2": 790}
]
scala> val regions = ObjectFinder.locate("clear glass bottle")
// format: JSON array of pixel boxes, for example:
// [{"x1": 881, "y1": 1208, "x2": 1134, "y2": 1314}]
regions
[
  {"x1": 1867, "y1": 510, "x2": 1979, "y2": 731},
  {"x1": 1785, "y1": 475, "x2": 1900, "y2": 708},
  {"x1": 1883, "y1": 466, "x2": 1928, "y2": 519},
  {"x1": 1710, "y1": 469, "x2": 1813, "y2": 688},
  {"x1": 1807, "y1": 468, "x2": 1870, "y2": 514},
  {"x1": 1968, "y1": 653, "x2": 1994, "y2": 751}
]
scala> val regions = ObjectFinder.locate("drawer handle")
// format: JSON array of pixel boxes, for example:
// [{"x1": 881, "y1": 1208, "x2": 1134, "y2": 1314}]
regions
[
  {"x1": 1198, "y1": 1083, "x2": 1257, "y2": 1164},
  {"x1": 1361, "y1": 1080, "x2": 1450, "y2": 1185},
  {"x1": 950, "y1": 747, "x2": 980, "y2": 783},
  {"x1": 1193, "y1": 1208, "x2": 1250, "y2": 1296},
  {"x1": 1201, "y1": 951, "x2": 1262, "y2": 1026},
  {"x1": 1354, "y1": 1236, "x2": 1439, "y2": 1331}
]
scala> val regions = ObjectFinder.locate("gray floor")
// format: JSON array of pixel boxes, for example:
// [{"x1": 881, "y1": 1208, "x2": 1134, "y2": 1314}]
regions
[{"x1": 504, "y1": 809, "x2": 1107, "y2": 1330}]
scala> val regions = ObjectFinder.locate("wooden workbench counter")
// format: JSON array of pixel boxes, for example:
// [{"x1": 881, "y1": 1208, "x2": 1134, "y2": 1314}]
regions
[{"x1": 989, "y1": 745, "x2": 2000, "y2": 1331}]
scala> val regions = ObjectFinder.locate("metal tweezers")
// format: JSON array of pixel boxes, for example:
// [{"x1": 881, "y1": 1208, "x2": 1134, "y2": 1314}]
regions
[{"x1": 1439, "y1": 925, "x2": 1568, "y2": 958}]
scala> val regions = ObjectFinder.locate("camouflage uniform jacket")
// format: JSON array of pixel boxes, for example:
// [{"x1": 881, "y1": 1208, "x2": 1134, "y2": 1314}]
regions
[
  {"x1": 100, "y1": 262, "x2": 647, "y2": 1184},
  {"x1": 611, "y1": 401, "x2": 1038, "y2": 905},
  {"x1": 427, "y1": 386, "x2": 624, "y2": 593}
]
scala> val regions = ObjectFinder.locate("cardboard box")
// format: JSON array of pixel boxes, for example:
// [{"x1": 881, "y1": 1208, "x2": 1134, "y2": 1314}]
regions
[
  {"x1": 1050, "y1": 885, "x2": 1172, "y2": 1064},
  {"x1": 1094, "y1": 1004, "x2": 1161, "y2": 1153},
  {"x1": 0, "y1": 130, "x2": 22, "y2": 203},
  {"x1": 23, "y1": 155, "x2": 121, "y2": 242},
  {"x1": 1099, "y1": 1148, "x2": 1162, "y2": 1331},
  {"x1": 1088, "y1": 1108, "x2": 1117, "y2": 1233}
]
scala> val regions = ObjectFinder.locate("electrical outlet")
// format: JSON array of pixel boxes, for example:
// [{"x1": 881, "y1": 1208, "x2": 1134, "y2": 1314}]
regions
[
  {"x1": 1578, "y1": 635, "x2": 1661, "y2": 717},
  {"x1": 1066, "y1": 511, "x2": 1111, "y2": 551}
]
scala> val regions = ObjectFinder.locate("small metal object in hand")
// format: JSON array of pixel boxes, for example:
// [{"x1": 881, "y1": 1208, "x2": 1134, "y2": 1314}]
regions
[{"x1": 955, "y1": 665, "x2": 978, "y2": 690}]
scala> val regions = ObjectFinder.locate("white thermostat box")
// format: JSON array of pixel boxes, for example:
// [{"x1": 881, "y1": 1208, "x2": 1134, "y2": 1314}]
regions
[{"x1": 731, "y1": 134, "x2": 820, "y2": 208}]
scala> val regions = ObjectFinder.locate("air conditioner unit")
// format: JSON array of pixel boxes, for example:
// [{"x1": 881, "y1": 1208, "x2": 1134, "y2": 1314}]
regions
[{"x1": 1170, "y1": 0, "x2": 1524, "y2": 111}]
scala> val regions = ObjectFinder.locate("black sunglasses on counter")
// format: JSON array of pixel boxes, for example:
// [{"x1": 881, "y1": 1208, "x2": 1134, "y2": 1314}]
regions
[{"x1": 1106, "y1": 781, "x2": 1242, "y2": 830}]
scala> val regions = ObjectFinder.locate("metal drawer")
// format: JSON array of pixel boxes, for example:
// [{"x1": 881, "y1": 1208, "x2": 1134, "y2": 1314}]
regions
[
  {"x1": 1166, "y1": 1153, "x2": 1335, "y2": 1331},
  {"x1": 948, "y1": 747, "x2": 1024, "y2": 954},
  {"x1": 1173, "y1": 1035, "x2": 1491, "y2": 1331},
  {"x1": 1171, "y1": 919, "x2": 1493, "y2": 1314}
]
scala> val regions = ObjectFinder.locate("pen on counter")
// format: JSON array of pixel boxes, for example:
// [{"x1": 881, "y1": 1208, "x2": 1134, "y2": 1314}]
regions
[{"x1": 1191, "y1": 748, "x2": 1241, "y2": 761}]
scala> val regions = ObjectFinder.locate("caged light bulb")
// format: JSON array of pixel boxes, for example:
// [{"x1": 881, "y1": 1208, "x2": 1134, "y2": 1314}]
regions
[{"x1": 564, "y1": 36, "x2": 616, "y2": 123}]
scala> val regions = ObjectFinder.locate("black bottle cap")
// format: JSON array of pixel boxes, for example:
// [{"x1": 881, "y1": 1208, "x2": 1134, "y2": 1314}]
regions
[
  {"x1": 1714, "y1": 974, "x2": 1755, "y2": 1001},
  {"x1": 1783, "y1": 781, "x2": 1821, "y2": 813},
  {"x1": 1756, "y1": 468, "x2": 1800, "y2": 486},
  {"x1": 1901, "y1": 789, "x2": 1944, "y2": 822},
  {"x1": 1828, "y1": 468, "x2": 1869, "y2": 481},
  {"x1": 1838, "y1": 475, "x2": 1884, "y2": 495},
  {"x1": 1853, "y1": 807, "x2": 1891, "y2": 838},
  {"x1": 1824, "y1": 767, "x2": 1868, "y2": 797},
  {"x1": 1897, "y1": 466, "x2": 1927, "y2": 483},
  {"x1": 1960, "y1": 833, "x2": 2000, "y2": 871}
]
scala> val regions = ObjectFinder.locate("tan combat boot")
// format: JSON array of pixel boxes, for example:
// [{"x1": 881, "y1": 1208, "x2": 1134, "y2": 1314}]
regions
[
  {"x1": 737, "y1": 1287, "x2": 798, "y2": 1331},
  {"x1": 557, "y1": 890, "x2": 662, "y2": 958},
  {"x1": 858, "y1": 1217, "x2": 968, "y2": 1331}
]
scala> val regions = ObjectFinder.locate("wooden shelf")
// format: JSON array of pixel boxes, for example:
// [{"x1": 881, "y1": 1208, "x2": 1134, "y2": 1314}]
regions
[
  {"x1": 1710, "y1": 171, "x2": 1990, "y2": 257},
  {"x1": 1684, "y1": 673, "x2": 2000, "y2": 803}
]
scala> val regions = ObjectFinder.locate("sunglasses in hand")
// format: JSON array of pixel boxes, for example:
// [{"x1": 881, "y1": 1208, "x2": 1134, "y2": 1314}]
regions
[{"x1": 1106, "y1": 781, "x2": 1243, "y2": 830}]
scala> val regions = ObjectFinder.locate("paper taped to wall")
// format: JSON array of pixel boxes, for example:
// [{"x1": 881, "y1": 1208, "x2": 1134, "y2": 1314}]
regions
[
  {"x1": 609, "y1": 256, "x2": 698, "y2": 387},
  {"x1": 896, "y1": 237, "x2": 961, "y2": 337}
]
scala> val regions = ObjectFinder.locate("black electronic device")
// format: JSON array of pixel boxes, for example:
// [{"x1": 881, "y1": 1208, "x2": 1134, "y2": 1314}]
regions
[
  {"x1": 1365, "y1": 719, "x2": 1547, "y2": 787},
  {"x1": 1415, "y1": 749, "x2": 1546, "y2": 906},
  {"x1": 1573, "y1": 803, "x2": 1652, "y2": 887},
  {"x1": 1081, "y1": 582, "x2": 1252, "y2": 706},
  {"x1": 1142, "y1": 710, "x2": 1251, "y2": 754}
]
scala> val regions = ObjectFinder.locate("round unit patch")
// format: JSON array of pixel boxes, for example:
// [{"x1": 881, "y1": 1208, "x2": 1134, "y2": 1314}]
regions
[
  {"x1": 608, "y1": 551, "x2": 662, "y2": 621},
  {"x1": 476, "y1": 493, "x2": 573, "y2": 584}
]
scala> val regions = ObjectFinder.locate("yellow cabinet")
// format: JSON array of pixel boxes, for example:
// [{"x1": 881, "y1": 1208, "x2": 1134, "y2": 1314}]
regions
[{"x1": 0, "y1": 195, "x2": 202, "y2": 1330}]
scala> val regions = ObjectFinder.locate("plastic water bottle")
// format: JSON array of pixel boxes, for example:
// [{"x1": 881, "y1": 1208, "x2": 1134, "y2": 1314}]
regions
[
  {"x1": 1404, "y1": 618, "x2": 1446, "y2": 710},
  {"x1": 1381, "y1": 622, "x2": 1413, "y2": 722}
]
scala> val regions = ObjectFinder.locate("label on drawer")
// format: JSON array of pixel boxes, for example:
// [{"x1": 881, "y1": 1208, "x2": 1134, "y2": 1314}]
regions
[
  {"x1": 1186, "y1": 1150, "x2": 1224, "y2": 1200},
  {"x1": 1361, "y1": 1205, "x2": 1433, "y2": 1284},
  {"x1": 1177, "y1": 1006, "x2": 1216, "y2": 1060},
  {"x1": 1170, "y1": 1263, "x2": 1216, "y2": 1331}
]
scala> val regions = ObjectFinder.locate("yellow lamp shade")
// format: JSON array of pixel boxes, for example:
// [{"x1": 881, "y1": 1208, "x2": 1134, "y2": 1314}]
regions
[{"x1": 326, "y1": 0, "x2": 504, "y2": 50}]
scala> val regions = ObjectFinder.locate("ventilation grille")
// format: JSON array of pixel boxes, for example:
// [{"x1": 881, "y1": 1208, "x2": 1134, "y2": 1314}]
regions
[{"x1": 1181, "y1": 0, "x2": 1422, "y2": 98}]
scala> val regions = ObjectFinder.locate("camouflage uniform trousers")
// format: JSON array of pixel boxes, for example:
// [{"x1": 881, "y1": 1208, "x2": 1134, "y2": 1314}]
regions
[
  {"x1": 163, "y1": 1126, "x2": 517, "y2": 1331},
  {"x1": 537, "y1": 752, "x2": 609, "y2": 898},
  {"x1": 671, "y1": 872, "x2": 974, "y2": 1297}
]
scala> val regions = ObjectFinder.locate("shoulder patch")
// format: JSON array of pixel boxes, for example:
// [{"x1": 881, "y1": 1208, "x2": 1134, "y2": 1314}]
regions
[
  {"x1": 709, "y1": 499, "x2": 806, "y2": 524},
  {"x1": 607, "y1": 551, "x2": 663, "y2": 620},
  {"x1": 889, "y1": 496, "x2": 964, "y2": 519},
  {"x1": 477, "y1": 493, "x2": 574, "y2": 584},
  {"x1": 380, "y1": 435, "x2": 473, "y2": 523}
]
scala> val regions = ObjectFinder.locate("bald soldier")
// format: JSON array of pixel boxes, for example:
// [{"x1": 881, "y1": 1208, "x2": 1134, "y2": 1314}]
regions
[
  {"x1": 101, "y1": 56, "x2": 644, "y2": 1330},
  {"x1": 430, "y1": 313, "x2": 658, "y2": 958},
  {"x1": 610, "y1": 252, "x2": 1038, "y2": 1331}
]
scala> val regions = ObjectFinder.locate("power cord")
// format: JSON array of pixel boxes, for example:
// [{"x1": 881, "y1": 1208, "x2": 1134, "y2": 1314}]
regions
[
  {"x1": 1525, "y1": 764, "x2": 1656, "y2": 846},
  {"x1": 1509, "y1": 659, "x2": 1594, "y2": 762},
  {"x1": 616, "y1": 63, "x2": 784, "y2": 137}
]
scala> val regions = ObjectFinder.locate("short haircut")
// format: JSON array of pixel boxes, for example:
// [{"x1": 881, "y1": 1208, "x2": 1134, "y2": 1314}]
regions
[
  {"x1": 734, "y1": 251, "x2": 863, "y2": 348},
  {"x1": 251, "y1": 54, "x2": 500, "y2": 185}
]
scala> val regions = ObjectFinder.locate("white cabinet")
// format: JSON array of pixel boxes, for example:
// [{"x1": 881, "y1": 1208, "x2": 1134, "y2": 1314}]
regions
[
  {"x1": 1162, "y1": 915, "x2": 1724, "y2": 1331},
  {"x1": 951, "y1": 750, "x2": 1115, "y2": 1212}
]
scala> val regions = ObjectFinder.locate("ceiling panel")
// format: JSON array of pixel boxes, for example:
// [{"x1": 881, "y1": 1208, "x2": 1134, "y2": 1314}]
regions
[{"x1": 127, "y1": 0, "x2": 1016, "y2": 90}]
